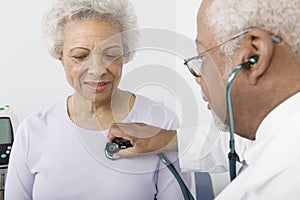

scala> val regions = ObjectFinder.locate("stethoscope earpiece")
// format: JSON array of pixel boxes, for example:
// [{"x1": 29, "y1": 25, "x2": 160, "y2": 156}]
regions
[
  {"x1": 249, "y1": 55, "x2": 259, "y2": 64},
  {"x1": 242, "y1": 55, "x2": 259, "y2": 69}
]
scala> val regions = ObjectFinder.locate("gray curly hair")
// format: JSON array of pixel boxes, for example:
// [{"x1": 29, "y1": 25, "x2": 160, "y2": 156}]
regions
[
  {"x1": 43, "y1": 0, "x2": 139, "y2": 62},
  {"x1": 205, "y1": 0, "x2": 300, "y2": 78}
]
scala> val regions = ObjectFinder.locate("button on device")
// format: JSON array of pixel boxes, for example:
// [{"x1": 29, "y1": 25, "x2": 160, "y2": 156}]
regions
[
  {"x1": 7, "y1": 146, "x2": 11, "y2": 150},
  {"x1": 6, "y1": 150, "x2": 10, "y2": 154},
  {"x1": 1, "y1": 154, "x2": 7, "y2": 159}
]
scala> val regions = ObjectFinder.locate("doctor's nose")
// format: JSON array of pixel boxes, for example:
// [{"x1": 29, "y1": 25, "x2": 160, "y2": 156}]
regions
[
  {"x1": 195, "y1": 76, "x2": 200, "y2": 85},
  {"x1": 196, "y1": 76, "x2": 210, "y2": 100}
]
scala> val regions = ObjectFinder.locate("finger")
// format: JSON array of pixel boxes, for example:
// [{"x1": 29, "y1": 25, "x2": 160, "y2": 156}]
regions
[
  {"x1": 113, "y1": 148, "x2": 141, "y2": 158},
  {"x1": 112, "y1": 152, "x2": 121, "y2": 160}
]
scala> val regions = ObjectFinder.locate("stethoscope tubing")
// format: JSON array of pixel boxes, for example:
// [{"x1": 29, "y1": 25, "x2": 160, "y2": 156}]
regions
[{"x1": 226, "y1": 64, "x2": 243, "y2": 181}]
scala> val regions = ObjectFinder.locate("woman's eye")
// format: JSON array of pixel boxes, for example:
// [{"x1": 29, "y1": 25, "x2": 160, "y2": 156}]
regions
[
  {"x1": 103, "y1": 53, "x2": 121, "y2": 61},
  {"x1": 72, "y1": 55, "x2": 88, "y2": 61}
]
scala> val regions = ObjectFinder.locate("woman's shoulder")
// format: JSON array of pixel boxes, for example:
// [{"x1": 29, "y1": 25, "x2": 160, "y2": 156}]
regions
[
  {"x1": 134, "y1": 94, "x2": 178, "y2": 115},
  {"x1": 128, "y1": 94, "x2": 180, "y2": 130},
  {"x1": 21, "y1": 97, "x2": 67, "y2": 127},
  {"x1": 134, "y1": 95, "x2": 172, "y2": 111}
]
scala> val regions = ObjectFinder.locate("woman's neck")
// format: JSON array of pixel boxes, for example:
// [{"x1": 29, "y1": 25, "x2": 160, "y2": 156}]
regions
[{"x1": 68, "y1": 89, "x2": 135, "y2": 130}]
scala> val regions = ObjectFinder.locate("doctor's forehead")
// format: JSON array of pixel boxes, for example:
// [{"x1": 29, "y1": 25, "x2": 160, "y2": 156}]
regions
[{"x1": 196, "y1": 0, "x2": 215, "y2": 45}]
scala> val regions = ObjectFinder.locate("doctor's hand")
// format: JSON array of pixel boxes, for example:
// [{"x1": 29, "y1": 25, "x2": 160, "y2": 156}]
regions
[{"x1": 107, "y1": 122, "x2": 178, "y2": 159}]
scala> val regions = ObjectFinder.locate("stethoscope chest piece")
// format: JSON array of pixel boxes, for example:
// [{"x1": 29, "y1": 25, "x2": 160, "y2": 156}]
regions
[{"x1": 104, "y1": 141, "x2": 133, "y2": 160}]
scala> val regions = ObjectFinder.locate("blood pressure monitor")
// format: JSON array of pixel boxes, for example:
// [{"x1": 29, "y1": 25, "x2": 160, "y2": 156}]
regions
[{"x1": 0, "y1": 105, "x2": 17, "y2": 168}]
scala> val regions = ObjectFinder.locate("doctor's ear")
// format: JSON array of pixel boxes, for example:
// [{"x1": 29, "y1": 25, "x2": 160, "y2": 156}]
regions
[{"x1": 239, "y1": 28, "x2": 277, "y2": 85}]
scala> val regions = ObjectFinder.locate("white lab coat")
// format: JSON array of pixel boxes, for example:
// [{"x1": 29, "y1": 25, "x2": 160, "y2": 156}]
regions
[{"x1": 216, "y1": 92, "x2": 300, "y2": 199}]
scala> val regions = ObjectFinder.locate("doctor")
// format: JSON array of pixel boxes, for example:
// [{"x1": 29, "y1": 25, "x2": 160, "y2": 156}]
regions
[{"x1": 108, "y1": 0, "x2": 300, "y2": 198}]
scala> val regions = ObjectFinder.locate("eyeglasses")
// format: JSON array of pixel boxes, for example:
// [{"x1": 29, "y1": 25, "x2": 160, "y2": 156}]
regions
[{"x1": 183, "y1": 27, "x2": 254, "y2": 77}]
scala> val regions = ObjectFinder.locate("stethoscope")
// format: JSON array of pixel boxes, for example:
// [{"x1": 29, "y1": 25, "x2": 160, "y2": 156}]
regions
[
  {"x1": 103, "y1": 34, "x2": 281, "y2": 198},
  {"x1": 226, "y1": 33, "x2": 281, "y2": 181},
  {"x1": 103, "y1": 57, "x2": 259, "y2": 199},
  {"x1": 226, "y1": 55, "x2": 259, "y2": 181},
  {"x1": 102, "y1": 56, "x2": 257, "y2": 199}
]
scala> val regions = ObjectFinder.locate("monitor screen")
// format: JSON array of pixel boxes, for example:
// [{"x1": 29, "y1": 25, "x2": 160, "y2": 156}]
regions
[{"x1": 0, "y1": 117, "x2": 13, "y2": 144}]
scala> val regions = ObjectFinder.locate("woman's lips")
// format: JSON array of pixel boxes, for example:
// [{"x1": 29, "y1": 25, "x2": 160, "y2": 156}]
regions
[{"x1": 84, "y1": 81, "x2": 111, "y2": 92}]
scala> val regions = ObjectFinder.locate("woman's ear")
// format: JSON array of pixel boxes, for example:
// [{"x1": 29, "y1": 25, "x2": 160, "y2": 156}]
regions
[
  {"x1": 239, "y1": 28, "x2": 275, "y2": 85},
  {"x1": 59, "y1": 56, "x2": 65, "y2": 69}
]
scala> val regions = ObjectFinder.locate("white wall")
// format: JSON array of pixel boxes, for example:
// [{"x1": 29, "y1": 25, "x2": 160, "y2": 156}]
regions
[
  {"x1": 0, "y1": 0, "x2": 208, "y2": 124},
  {"x1": 0, "y1": 0, "x2": 73, "y2": 122}
]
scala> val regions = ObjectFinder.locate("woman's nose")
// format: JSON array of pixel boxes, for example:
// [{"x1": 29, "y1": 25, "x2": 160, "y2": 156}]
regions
[{"x1": 87, "y1": 54, "x2": 107, "y2": 77}]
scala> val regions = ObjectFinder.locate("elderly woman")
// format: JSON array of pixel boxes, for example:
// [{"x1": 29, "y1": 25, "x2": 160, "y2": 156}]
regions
[{"x1": 5, "y1": 0, "x2": 190, "y2": 199}]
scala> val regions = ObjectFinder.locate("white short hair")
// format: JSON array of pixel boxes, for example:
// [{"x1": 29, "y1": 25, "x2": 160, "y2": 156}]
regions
[
  {"x1": 43, "y1": 0, "x2": 139, "y2": 62},
  {"x1": 205, "y1": 0, "x2": 300, "y2": 77}
]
